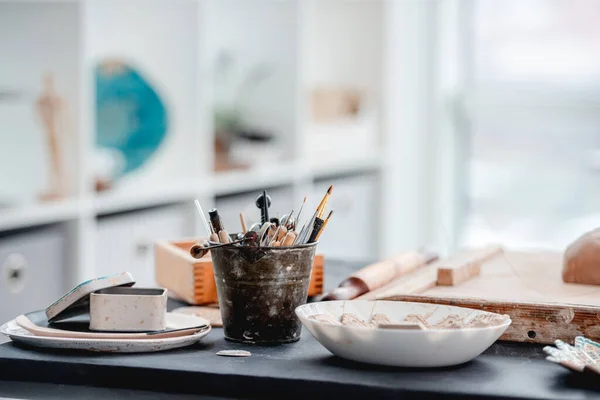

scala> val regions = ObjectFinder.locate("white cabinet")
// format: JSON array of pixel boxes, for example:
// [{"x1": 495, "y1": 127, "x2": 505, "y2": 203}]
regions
[
  {"x1": 215, "y1": 186, "x2": 295, "y2": 234},
  {"x1": 95, "y1": 205, "x2": 189, "y2": 287},
  {"x1": 313, "y1": 174, "x2": 377, "y2": 261},
  {"x1": 0, "y1": 225, "x2": 66, "y2": 322}
]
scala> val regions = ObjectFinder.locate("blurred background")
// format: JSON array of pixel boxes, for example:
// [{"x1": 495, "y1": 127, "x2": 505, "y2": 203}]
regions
[{"x1": 1, "y1": 0, "x2": 599, "y2": 320}]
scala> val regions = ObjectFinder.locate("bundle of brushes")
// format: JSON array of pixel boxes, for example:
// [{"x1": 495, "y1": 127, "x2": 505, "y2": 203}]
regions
[{"x1": 190, "y1": 186, "x2": 334, "y2": 258}]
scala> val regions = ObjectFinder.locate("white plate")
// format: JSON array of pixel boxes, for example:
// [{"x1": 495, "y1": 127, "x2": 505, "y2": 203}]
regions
[
  {"x1": 0, "y1": 314, "x2": 211, "y2": 353},
  {"x1": 296, "y1": 300, "x2": 511, "y2": 367}
]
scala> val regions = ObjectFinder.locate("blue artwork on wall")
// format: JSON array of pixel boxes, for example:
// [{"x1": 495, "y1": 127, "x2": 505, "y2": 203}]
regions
[{"x1": 95, "y1": 61, "x2": 168, "y2": 178}]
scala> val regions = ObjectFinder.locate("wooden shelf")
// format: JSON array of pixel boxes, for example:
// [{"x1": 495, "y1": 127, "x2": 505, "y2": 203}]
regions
[
  {"x1": 311, "y1": 152, "x2": 381, "y2": 180},
  {"x1": 0, "y1": 199, "x2": 81, "y2": 232},
  {"x1": 94, "y1": 183, "x2": 202, "y2": 216},
  {"x1": 212, "y1": 162, "x2": 298, "y2": 197}
]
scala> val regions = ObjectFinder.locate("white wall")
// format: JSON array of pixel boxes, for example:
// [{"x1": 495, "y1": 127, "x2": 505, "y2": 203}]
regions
[
  {"x1": 0, "y1": 2, "x2": 80, "y2": 204},
  {"x1": 85, "y1": 0, "x2": 199, "y2": 191}
]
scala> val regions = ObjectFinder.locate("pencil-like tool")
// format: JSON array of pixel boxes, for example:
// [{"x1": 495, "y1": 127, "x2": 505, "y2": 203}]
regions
[
  {"x1": 315, "y1": 210, "x2": 333, "y2": 241},
  {"x1": 194, "y1": 199, "x2": 211, "y2": 236},
  {"x1": 239, "y1": 212, "x2": 248, "y2": 234}
]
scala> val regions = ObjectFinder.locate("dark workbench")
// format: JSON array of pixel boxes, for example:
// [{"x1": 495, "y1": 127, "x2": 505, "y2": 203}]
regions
[{"x1": 0, "y1": 260, "x2": 599, "y2": 400}]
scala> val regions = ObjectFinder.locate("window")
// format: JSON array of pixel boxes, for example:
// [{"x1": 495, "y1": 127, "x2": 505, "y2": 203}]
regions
[{"x1": 457, "y1": 0, "x2": 600, "y2": 250}]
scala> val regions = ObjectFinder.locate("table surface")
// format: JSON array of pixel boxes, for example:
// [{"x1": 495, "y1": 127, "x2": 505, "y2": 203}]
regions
[{"x1": 0, "y1": 260, "x2": 599, "y2": 400}]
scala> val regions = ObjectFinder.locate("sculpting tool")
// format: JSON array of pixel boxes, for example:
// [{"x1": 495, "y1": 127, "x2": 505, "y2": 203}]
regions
[
  {"x1": 282, "y1": 231, "x2": 297, "y2": 246},
  {"x1": 255, "y1": 191, "x2": 271, "y2": 224},
  {"x1": 190, "y1": 238, "x2": 246, "y2": 258},
  {"x1": 239, "y1": 212, "x2": 248, "y2": 234},
  {"x1": 218, "y1": 230, "x2": 231, "y2": 244}
]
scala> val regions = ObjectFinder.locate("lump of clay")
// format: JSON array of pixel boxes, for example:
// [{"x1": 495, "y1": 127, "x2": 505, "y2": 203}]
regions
[{"x1": 563, "y1": 228, "x2": 600, "y2": 285}]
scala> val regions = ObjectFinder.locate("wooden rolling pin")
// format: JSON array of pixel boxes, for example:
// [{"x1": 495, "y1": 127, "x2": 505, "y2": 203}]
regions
[{"x1": 320, "y1": 250, "x2": 438, "y2": 301}]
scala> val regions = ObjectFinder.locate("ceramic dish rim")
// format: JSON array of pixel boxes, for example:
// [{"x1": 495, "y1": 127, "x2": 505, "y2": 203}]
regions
[
  {"x1": 295, "y1": 300, "x2": 512, "y2": 333},
  {"x1": 0, "y1": 317, "x2": 211, "y2": 343}
]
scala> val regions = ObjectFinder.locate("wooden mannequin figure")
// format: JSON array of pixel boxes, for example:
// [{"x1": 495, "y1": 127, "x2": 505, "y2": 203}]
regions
[{"x1": 36, "y1": 73, "x2": 68, "y2": 201}]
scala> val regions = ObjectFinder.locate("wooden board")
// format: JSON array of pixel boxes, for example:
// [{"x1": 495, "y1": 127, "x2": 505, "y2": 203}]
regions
[{"x1": 378, "y1": 251, "x2": 600, "y2": 344}]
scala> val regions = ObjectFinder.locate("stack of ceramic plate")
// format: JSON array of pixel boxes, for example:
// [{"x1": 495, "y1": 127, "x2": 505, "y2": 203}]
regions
[{"x1": 0, "y1": 273, "x2": 211, "y2": 353}]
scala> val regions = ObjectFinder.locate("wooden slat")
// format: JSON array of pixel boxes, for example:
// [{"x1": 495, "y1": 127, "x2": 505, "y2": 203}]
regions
[{"x1": 436, "y1": 245, "x2": 503, "y2": 286}]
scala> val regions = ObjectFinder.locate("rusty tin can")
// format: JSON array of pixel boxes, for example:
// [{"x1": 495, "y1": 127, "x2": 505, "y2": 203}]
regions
[{"x1": 210, "y1": 242, "x2": 317, "y2": 344}]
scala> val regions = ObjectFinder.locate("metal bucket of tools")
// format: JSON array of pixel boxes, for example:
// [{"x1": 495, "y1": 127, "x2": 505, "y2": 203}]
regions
[{"x1": 211, "y1": 242, "x2": 318, "y2": 344}]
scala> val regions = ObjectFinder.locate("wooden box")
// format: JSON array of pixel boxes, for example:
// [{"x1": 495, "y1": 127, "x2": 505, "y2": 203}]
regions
[{"x1": 155, "y1": 239, "x2": 324, "y2": 305}]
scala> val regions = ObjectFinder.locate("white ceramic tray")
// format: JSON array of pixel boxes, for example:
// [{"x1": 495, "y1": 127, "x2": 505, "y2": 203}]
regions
[
  {"x1": 296, "y1": 300, "x2": 511, "y2": 367},
  {"x1": 1, "y1": 313, "x2": 211, "y2": 353}
]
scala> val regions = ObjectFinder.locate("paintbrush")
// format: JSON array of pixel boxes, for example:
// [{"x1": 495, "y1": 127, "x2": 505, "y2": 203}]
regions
[
  {"x1": 316, "y1": 185, "x2": 333, "y2": 218},
  {"x1": 315, "y1": 210, "x2": 333, "y2": 241},
  {"x1": 308, "y1": 217, "x2": 325, "y2": 243}
]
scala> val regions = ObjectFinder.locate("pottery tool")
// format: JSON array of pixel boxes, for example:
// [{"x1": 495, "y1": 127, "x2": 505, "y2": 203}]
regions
[
  {"x1": 316, "y1": 185, "x2": 333, "y2": 218},
  {"x1": 295, "y1": 197, "x2": 307, "y2": 230},
  {"x1": 190, "y1": 238, "x2": 250, "y2": 259},
  {"x1": 208, "y1": 208, "x2": 224, "y2": 232},
  {"x1": 281, "y1": 231, "x2": 297, "y2": 247},
  {"x1": 315, "y1": 211, "x2": 333, "y2": 241},
  {"x1": 190, "y1": 239, "x2": 210, "y2": 258},
  {"x1": 308, "y1": 217, "x2": 325, "y2": 243},
  {"x1": 16, "y1": 314, "x2": 209, "y2": 340},
  {"x1": 297, "y1": 208, "x2": 318, "y2": 244},
  {"x1": 279, "y1": 209, "x2": 294, "y2": 231},
  {"x1": 218, "y1": 230, "x2": 231, "y2": 244},
  {"x1": 239, "y1": 212, "x2": 248, "y2": 234},
  {"x1": 321, "y1": 251, "x2": 439, "y2": 301},
  {"x1": 257, "y1": 222, "x2": 274, "y2": 246},
  {"x1": 208, "y1": 208, "x2": 228, "y2": 243},
  {"x1": 194, "y1": 200, "x2": 218, "y2": 243},
  {"x1": 277, "y1": 226, "x2": 288, "y2": 242},
  {"x1": 255, "y1": 191, "x2": 271, "y2": 224}
]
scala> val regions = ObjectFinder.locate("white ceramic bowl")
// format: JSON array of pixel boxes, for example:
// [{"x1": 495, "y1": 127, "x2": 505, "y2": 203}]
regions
[{"x1": 295, "y1": 300, "x2": 511, "y2": 367}]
